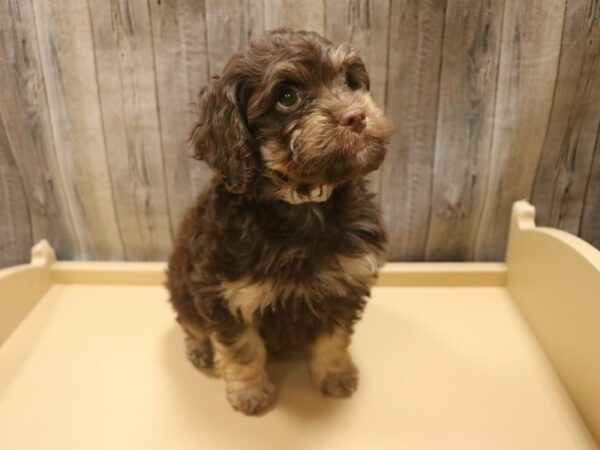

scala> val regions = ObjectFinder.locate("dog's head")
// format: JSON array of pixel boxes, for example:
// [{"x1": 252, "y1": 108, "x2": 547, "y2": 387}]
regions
[{"x1": 192, "y1": 29, "x2": 394, "y2": 195}]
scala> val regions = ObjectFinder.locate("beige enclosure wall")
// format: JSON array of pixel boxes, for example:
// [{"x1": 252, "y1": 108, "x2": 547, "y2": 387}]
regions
[{"x1": 0, "y1": 0, "x2": 598, "y2": 267}]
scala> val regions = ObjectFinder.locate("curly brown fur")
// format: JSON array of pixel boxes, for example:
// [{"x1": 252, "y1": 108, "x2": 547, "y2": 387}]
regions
[{"x1": 167, "y1": 29, "x2": 393, "y2": 415}]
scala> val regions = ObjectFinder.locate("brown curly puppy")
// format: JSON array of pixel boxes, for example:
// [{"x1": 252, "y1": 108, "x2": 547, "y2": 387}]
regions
[{"x1": 167, "y1": 29, "x2": 393, "y2": 415}]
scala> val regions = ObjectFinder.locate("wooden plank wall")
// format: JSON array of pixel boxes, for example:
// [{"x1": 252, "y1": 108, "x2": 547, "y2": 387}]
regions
[{"x1": 0, "y1": 0, "x2": 598, "y2": 267}]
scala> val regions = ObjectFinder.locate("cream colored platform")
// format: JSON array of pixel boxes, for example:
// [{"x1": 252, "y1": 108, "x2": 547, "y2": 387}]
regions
[{"x1": 1, "y1": 201, "x2": 599, "y2": 450}]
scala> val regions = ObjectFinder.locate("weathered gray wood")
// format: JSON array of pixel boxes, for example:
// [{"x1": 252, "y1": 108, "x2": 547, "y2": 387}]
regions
[
  {"x1": 324, "y1": 0, "x2": 389, "y2": 107},
  {"x1": 0, "y1": 111, "x2": 32, "y2": 268},
  {"x1": 0, "y1": 1, "x2": 599, "y2": 264},
  {"x1": 324, "y1": 0, "x2": 391, "y2": 195},
  {"x1": 31, "y1": 0, "x2": 125, "y2": 260},
  {"x1": 425, "y1": 0, "x2": 504, "y2": 261},
  {"x1": 204, "y1": 0, "x2": 265, "y2": 76},
  {"x1": 88, "y1": 0, "x2": 173, "y2": 260},
  {"x1": 531, "y1": 0, "x2": 600, "y2": 236},
  {"x1": 380, "y1": 0, "x2": 446, "y2": 261},
  {"x1": 580, "y1": 135, "x2": 600, "y2": 248},
  {"x1": 148, "y1": 0, "x2": 213, "y2": 233},
  {"x1": 474, "y1": 0, "x2": 566, "y2": 261},
  {"x1": 264, "y1": 0, "x2": 325, "y2": 34},
  {"x1": 0, "y1": 0, "x2": 79, "y2": 260}
]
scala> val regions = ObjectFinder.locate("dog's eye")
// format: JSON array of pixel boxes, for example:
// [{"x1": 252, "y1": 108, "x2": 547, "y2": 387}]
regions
[
  {"x1": 345, "y1": 63, "x2": 370, "y2": 91},
  {"x1": 276, "y1": 88, "x2": 302, "y2": 113},
  {"x1": 345, "y1": 72, "x2": 361, "y2": 91}
]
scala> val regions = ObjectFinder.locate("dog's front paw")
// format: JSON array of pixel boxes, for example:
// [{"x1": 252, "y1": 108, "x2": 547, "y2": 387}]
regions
[
  {"x1": 227, "y1": 380, "x2": 275, "y2": 415},
  {"x1": 185, "y1": 336, "x2": 214, "y2": 369},
  {"x1": 319, "y1": 366, "x2": 358, "y2": 398},
  {"x1": 311, "y1": 361, "x2": 359, "y2": 398}
]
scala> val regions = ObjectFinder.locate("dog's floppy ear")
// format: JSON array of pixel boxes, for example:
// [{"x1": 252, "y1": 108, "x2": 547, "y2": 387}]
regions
[{"x1": 191, "y1": 72, "x2": 257, "y2": 193}]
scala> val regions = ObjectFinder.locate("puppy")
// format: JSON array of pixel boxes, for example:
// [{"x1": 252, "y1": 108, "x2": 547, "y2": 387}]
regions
[{"x1": 167, "y1": 29, "x2": 393, "y2": 415}]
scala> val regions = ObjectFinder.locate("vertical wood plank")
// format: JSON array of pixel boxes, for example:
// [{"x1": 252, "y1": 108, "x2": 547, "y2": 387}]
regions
[
  {"x1": 148, "y1": 0, "x2": 213, "y2": 232},
  {"x1": 88, "y1": 0, "x2": 173, "y2": 260},
  {"x1": 324, "y1": 0, "x2": 391, "y2": 194},
  {"x1": 474, "y1": 0, "x2": 566, "y2": 261},
  {"x1": 243, "y1": 0, "x2": 265, "y2": 43},
  {"x1": 264, "y1": 0, "x2": 324, "y2": 34},
  {"x1": 205, "y1": 0, "x2": 265, "y2": 76},
  {"x1": 31, "y1": 0, "x2": 125, "y2": 260},
  {"x1": 324, "y1": 0, "x2": 389, "y2": 106},
  {"x1": 2, "y1": 0, "x2": 598, "y2": 265},
  {"x1": 0, "y1": 112, "x2": 32, "y2": 268},
  {"x1": 580, "y1": 135, "x2": 600, "y2": 248},
  {"x1": 425, "y1": 0, "x2": 504, "y2": 261},
  {"x1": 531, "y1": 0, "x2": 600, "y2": 235},
  {"x1": 0, "y1": 0, "x2": 80, "y2": 260},
  {"x1": 380, "y1": 0, "x2": 446, "y2": 261}
]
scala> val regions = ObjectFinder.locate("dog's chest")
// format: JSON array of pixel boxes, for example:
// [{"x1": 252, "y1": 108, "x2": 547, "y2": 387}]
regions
[
  {"x1": 220, "y1": 205, "x2": 383, "y2": 324},
  {"x1": 221, "y1": 249, "x2": 380, "y2": 324}
]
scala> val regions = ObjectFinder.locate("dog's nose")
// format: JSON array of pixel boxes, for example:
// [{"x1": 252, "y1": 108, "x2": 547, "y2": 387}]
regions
[{"x1": 339, "y1": 109, "x2": 366, "y2": 133}]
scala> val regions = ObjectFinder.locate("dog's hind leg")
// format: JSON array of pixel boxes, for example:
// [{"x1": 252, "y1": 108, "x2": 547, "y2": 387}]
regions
[{"x1": 180, "y1": 320, "x2": 215, "y2": 370}]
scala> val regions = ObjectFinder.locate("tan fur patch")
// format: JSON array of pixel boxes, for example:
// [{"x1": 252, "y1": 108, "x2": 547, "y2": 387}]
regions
[
  {"x1": 309, "y1": 327, "x2": 356, "y2": 395},
  {"x1": 271, "y1": 250, "x2": 381, "y2": 302},
  {"x1": 330, "y1": 43, "x2": 354, "y2": 71},
  {"x1": 260, "y1": 140, "x2": 290, "y2": 175},
  {"x1": 278, "y1": 184, "x2": 334, "y2": 204},
  {"x1": 211, "y1": 328, "x2": 274, "y2": 414},
  {"x1": 179, "y1": 319, "x2": 208, "y2": 340},
  {"x1": 310, "y1": 326, "x2": 350, "y2": 359},
  {"x1": 337, "y1": 251, "x2": 381, "y2": 285},
  {"x1": 212, "y1": 328, "x2": 267, "y2": 376},
  {"x1": 222, "y1": 250, "x2": 382, "y2": 324},
  {"x1": 312, "y1": 250, "x2": 383, "y2": 298},
  {"x1": 221, "y1": 278, "x2": 274, "y2": 323},
  {"x1": 220, "y1": 227, "x2": 382, "y2": 323}
]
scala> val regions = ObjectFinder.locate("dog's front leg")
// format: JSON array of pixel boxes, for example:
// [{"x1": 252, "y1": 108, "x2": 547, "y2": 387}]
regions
[
  {"x1": 309, "y1": 326, "x2": 358, "y2": 398},
  {"x1": 211, "y1": 327, "x2": 275, "y2": 415}
]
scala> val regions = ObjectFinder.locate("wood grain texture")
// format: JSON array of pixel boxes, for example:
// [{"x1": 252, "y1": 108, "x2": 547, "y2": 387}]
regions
[
  {"x1": 206, "y1": 0, "x2": 265, "y2": 76},
  {"x1": 88, "y1": 0, "x2": 172, "y2": 260},
  {"x1": 0, "y1": 110, "x2": 32, "y2": 268},
  {"x1": 0, "y1": 0, "x2": 79, "y2": 260},
  {"x1": 380, "y1": 0, "x2": 447, "y2": 261},
  {"x1": 1, "y1": 1, "x2": 600, "y2": 267},
  {"x1": 31, "y1": 0, "x2": 125, "y2": 260},
  {"x1": 425, "y1": 0, "x2": 504, "y2": 261},
  {"x1": 148, "y1": 0, "x2": 213, "y2": 233},
  {"x1": 531, "y1": 0, "x2": 600, "y2": 235},
  {"x1": 324, "y1": 0, "x2": 391, "y2": 194},
  {"x1": 474, "y1": 0, "x2": 567, "y2": 261},
  {"x1": 323, "y1": 0, "x2": 389, "y2": 105},
  {"x1": 580, "y1": 133, "x2": 600, "y2": 249},
  {"x1": 264, "y1": 0, "x2": 325, "y2": 34}
]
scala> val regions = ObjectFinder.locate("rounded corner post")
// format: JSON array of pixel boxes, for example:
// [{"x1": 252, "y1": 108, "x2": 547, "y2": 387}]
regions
[
  {"x1": 511, "y1": 200, "x2": 536, "y2": 232},
  {"x1": 506, "y1": 200, "x2": 536, "y2": 263},
  {"x1": 30, "y1": 240, "x2": 56, "y2": 267}
]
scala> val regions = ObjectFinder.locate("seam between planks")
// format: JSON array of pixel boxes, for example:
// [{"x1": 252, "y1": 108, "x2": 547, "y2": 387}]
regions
[
  {"x1": 146, "y1": 0, "x2": 175, "y2": 242},
  {"x1": 85, "y1": 0, "x2": 128, "y2": 260},
  {"x1": 379, "y1": 0, "x2": 393, "y2": 208},
  {"x1": 29, "y1": 0, "x2": 84, "y2": 258},
  {"x1": 472, "y1": 0, "x2": 508, "y2": 260},
  {"x1": 530, "y1": 0, "x2": 569, "y2": 216},
  {"x1": 423, "y1": 0, "x2": 448, "y2": 262},
  {"x1": 578, "y1": 122, "x2": 600, "y2": 236},
  {"x1": 0, "y1": 107, "x2": 34, "y2": 251}
]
